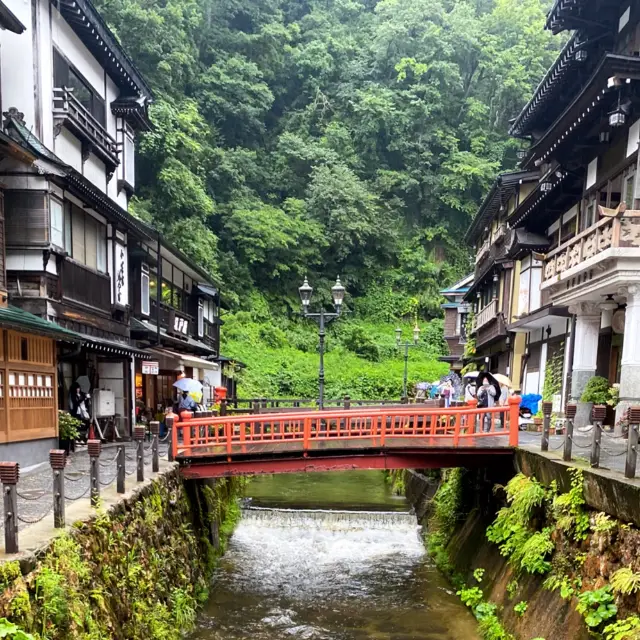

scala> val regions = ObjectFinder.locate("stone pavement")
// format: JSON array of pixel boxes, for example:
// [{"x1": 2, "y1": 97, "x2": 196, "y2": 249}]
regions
[
  {"x1": 3, "y1": 438, "x2": 170, "y2": 536},
  {"x1": 519, "y1": 427, "x2": 630, "y2": 475}
]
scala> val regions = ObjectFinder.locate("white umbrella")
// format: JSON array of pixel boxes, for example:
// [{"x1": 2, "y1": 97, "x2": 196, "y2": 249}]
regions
[
  {"x1": 492, "y1": 373, "x2": 513, "y2": 388},
  {"x1": 463, "y1": 371, "x2": 480, "y2": 379}
]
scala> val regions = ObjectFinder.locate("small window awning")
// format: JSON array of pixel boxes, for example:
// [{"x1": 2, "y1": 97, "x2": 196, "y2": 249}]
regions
[
  {"x1": 195, "y1": 283, "x2": 218, "y2": 298},
  {"x1": 146, "y1": 347, "x2": 219, "y2": 371},
  {"x1": 508, "y1": 305, "x2": 571, "y2": 334},
  {"x1": 82, "y1": 336, "x2": 153, "y2": 359}
]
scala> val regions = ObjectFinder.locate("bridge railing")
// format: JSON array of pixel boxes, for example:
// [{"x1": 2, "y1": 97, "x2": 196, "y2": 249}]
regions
[{"x1": 169, "y1": 397, "x2": 521, "y2": 460}]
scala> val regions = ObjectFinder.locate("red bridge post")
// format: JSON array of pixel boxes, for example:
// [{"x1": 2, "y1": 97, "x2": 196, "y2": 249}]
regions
[{"x1": 509, "y1": 395, "x2": 521, "y2": 447}]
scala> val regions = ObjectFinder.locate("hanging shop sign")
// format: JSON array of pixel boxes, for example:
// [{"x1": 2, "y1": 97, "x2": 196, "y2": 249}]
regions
[{"x1": 142, "y1": 361, "x2": 159, "y2": 375}]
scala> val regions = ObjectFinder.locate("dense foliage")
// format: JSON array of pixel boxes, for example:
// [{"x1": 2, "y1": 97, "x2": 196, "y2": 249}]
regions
[
  {"x1": 223, "y1": 309, "x2": 448, "y2": 398},
  {"x1": 96, "y1": 0, "x2": 562, "y2": 314}
]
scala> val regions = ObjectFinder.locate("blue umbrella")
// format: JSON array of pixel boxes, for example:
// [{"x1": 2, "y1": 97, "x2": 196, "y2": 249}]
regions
[{"x1": 173, "y1": 378, "x2": 203, "y2": 393}]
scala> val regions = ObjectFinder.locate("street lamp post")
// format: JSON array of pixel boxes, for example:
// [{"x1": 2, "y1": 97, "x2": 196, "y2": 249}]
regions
[
  {"x1": 299, "y1": 276, "x2": 346, "y2": 410},
  {"x1": 395, "y1": 324, "x2": 421, "y2": 403}
]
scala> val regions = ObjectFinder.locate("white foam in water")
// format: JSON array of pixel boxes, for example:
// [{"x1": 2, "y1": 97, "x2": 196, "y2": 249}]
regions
[{"x1": 222, "y1": 507, "x2": 424, "y2": 601}]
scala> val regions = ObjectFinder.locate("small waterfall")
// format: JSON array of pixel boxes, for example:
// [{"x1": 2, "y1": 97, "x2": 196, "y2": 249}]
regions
[{"x1": 242, "y1": 506, "x2": 419, "y2": 531}]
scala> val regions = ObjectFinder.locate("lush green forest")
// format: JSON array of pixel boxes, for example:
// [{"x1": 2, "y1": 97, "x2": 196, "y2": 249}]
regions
[{"x1": 96, "y1": 0, "x2": 563, "y2": 397}]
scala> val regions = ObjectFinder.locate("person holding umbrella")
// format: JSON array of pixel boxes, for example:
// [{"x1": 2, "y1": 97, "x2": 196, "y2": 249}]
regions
[
  {"x1": 476, "y1": 372, "x2": 500, "y2": 432},
  {"x1": 173, "y1": 377, "x2": 203, "y2": 413}
]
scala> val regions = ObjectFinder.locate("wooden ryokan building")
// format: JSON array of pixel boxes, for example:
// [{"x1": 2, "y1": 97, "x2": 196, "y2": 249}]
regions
[{"x1": 466, "y1": 0, "x2": 640, "y2": 426}]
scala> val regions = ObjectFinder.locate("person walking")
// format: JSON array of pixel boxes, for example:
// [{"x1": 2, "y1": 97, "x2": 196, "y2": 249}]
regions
[
  {"x1": 68, "y1": 381, "x2": 90, "y2": 442},
  {"x1": 441, "y1": 379, "x2": 454, "y2": 408},
  {"x1": 476, "y1": 375, "x2": 497, "y2": 432},
  {"x1": 178, "y1": 390, "x2": 197, "y2": 413},
  {"x1": 464, "y1": 380, "x2": 477, "y2": 403}
]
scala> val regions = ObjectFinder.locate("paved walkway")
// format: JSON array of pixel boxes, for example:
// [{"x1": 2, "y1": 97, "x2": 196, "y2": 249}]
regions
[
  {"x1": 5, "y1": 439, "x2": 170, "y2": 534},
  {"x1": 520, "y1": 427, "x2": 630, "y2": 474}
]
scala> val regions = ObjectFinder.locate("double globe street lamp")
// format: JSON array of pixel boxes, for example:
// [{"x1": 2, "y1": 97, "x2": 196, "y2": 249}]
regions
[
  {"x1": 299, "y1": 276, "x2": 346, "y2": 410},
  {"x1": 395, "y1": 324, "x2": 421, "y2": 403}
]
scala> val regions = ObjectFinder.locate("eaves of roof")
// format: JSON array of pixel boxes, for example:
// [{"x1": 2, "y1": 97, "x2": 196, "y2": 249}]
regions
[
  {"x1": 55, "y1": 0, "x2": 153, "y2": 100},
  {"x1": 465, "y1": 171, "x2": 539, "y2": 244},
  {"x1": 0, "y1": 0, "x2": 25, "y2": 33}
]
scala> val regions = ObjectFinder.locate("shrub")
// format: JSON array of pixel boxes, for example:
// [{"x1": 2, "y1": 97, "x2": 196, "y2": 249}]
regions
[{"x1": 580, "y1": 376, "x2": 611, "y2": 404}]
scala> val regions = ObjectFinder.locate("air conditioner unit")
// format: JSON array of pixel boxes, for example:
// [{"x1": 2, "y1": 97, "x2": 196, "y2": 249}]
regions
[{"x1": 93, "y1": 389, "x2": 115, "y2": 418}]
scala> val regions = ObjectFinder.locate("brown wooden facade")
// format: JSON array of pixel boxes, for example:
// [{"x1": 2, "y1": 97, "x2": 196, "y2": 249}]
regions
[{"x1": 0, "y1": 329, "x2": 57, "y2": 443}]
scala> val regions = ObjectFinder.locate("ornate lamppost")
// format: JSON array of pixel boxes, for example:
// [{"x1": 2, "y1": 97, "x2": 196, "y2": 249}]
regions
[
  {"x1": 395, "y1": 324, "x2": 421, "y2": 402},
  {"x1": 299, "y1": 276, "x2": 346, "y2": 410}
]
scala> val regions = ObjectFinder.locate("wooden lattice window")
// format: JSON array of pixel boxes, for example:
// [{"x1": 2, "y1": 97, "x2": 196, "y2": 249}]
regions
[
  {"x1": 7, "y1": 333, "x2": 54, "y2": 365},
  {"x1": 8, "y1": 372, "x2": 53, "y2": 398}
]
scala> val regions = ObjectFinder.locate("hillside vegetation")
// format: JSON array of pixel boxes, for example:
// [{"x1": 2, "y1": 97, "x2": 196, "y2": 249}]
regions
[{"x1": 95, "y1": 0, "x2": 563, "y2": 396}]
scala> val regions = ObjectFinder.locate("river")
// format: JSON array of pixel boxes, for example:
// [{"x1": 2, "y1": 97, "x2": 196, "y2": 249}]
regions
[{"x1": 191, "y1": 471, "x2": 480, "y2": 640}]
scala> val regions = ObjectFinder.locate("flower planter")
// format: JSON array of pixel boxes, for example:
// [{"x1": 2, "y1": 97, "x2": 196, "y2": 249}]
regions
[{"x1": 533, "y1": 417, "x2": 543, "y2": 432}]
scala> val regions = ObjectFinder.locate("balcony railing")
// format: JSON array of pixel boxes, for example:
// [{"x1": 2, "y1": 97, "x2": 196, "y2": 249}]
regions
[
  {"x1": 53, "y1": 87, "x2": 119, "y2": 169},
  {"x1": 543, "y1": 217, "x2": 621, "y2": 284},
  {"x1": 475, "y1": 238, "x2": 491, "y2": 265},
  {"x1": 150, "y1": 299, "x2": 194, "y2": 340},
  {"x1": 493, "y1": 223, "x2": 507, "y2": 244},
  {"x1": 61, "y1": 260, "x2": 111, "y2": 310},
  {"x1": 475, "y1": 299, "x2": 498, "y2": 330}
]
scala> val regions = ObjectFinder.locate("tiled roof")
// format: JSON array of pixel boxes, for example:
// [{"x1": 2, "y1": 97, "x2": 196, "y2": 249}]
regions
[{"x1": 0, "y1": 306, "x2": 82, "y2": 341}]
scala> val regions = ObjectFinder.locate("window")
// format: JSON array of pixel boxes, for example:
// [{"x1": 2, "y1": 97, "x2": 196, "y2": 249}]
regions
[
  {"x1": 68, "y1": 204, "x2": 107, "y2": 273},
  {"x1": 581, "y1": 198, "x2": 597, "y2": 232},
  {"x1": 50, "y1": 197, "x2": 64, "y2": 248},
  {"x1": 85, "y1": 216, "x2": 98, "y2": 269},
  {"x1": 53, "y1": 49, "x2": 105, "y2": 125},
  {"x1": 560, "y1": 214, "x2": 577, "y2": 245},
  {"x1": 198, "y1": 300, "x2": 204, "y2": 337},
  {"x1": 64, "y1": 202, "x2": 72, "y2": 251},
  {"x1": 124, "y1": 127, "x2": 135, "y2": 186},
  {"x1": 625, "y1": 171, "x2": 636, "y2": 208},
  {"x1": 71, "y1": 206, "x2": 85, "y2": 263},
  {"x1": 149, "y1": 272, "x2": 157, "y2": 305},
  {"x1": 141, "y1": 264, "x2": 150, "y2": 316}
]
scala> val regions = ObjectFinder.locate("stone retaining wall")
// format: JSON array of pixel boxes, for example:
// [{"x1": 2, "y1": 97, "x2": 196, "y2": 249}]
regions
[{"x1": 0, "y1": 465, "x2": 243, "y2": 639}]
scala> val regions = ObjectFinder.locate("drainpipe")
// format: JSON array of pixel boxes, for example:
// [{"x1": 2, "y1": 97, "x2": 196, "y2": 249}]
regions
[{"x1": 156, "y1": 232, "x2": 161, "y2": 346}]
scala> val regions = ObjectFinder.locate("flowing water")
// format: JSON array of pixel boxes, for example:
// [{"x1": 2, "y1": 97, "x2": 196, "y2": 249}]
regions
[{"x1": 191, "y1": 471, "x2": 479, "y2": 640}]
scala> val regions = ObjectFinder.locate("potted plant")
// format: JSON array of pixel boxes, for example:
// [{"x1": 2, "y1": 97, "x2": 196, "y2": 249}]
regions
[
  {"x1": 533, "y1": 412, "x2": 543, "y2": 432},
  {"x1": 58, "y1": 410, "x2": 81, "y2": 455},
  {"x1": 579, "y1": 376, "x2": 610, "y2": 428}
]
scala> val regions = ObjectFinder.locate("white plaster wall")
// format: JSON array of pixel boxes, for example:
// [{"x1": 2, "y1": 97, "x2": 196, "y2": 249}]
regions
[
  {"x1": 538, "y1": 342, "x2": 548, "y2": 397},
  {"x1": 54, "y1": 127, "x2": 82, "y2": 171},
  {"x1": 38, "y1": 0, "x2": 53, "y2": 148},
  {"x1": 106, "y1": 78, "x2": 119, "y2": 200},
  {"x1": 524, "y1": 370, "x2": 540, "y2": 396},
  {"x1": 7, "y1": 250, "x2": 57, "y2": 274},
  {"x1": 84, "y1": 153, "x2": 106, "y2": 192},
  {"x1": 51, "y1": 5, "x2": 104, "y2": 97},
  {"x1": 115, "y1": 190, "x2": 128, "y2": 210},
  {"x1": 97, "y1": 361, "x2": 126, "y2": 418},
  {"x1": 107, "y1": 235, "x2": 114, "y2": 304},
  {"x1": 105, "y1": 77, "x2": 117, "y2": 141},
  {"x1": 0, "y1": 0, "x2": 35, "y2": 128},
  {"x1": 0, "y1": 174, "x2": 49, "y2": 189}
]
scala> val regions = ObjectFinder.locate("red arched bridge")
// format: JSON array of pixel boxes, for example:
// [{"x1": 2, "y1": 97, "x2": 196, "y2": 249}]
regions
[{"x1": 168, "y1": 397, "x2": 521, "y2": 478}]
